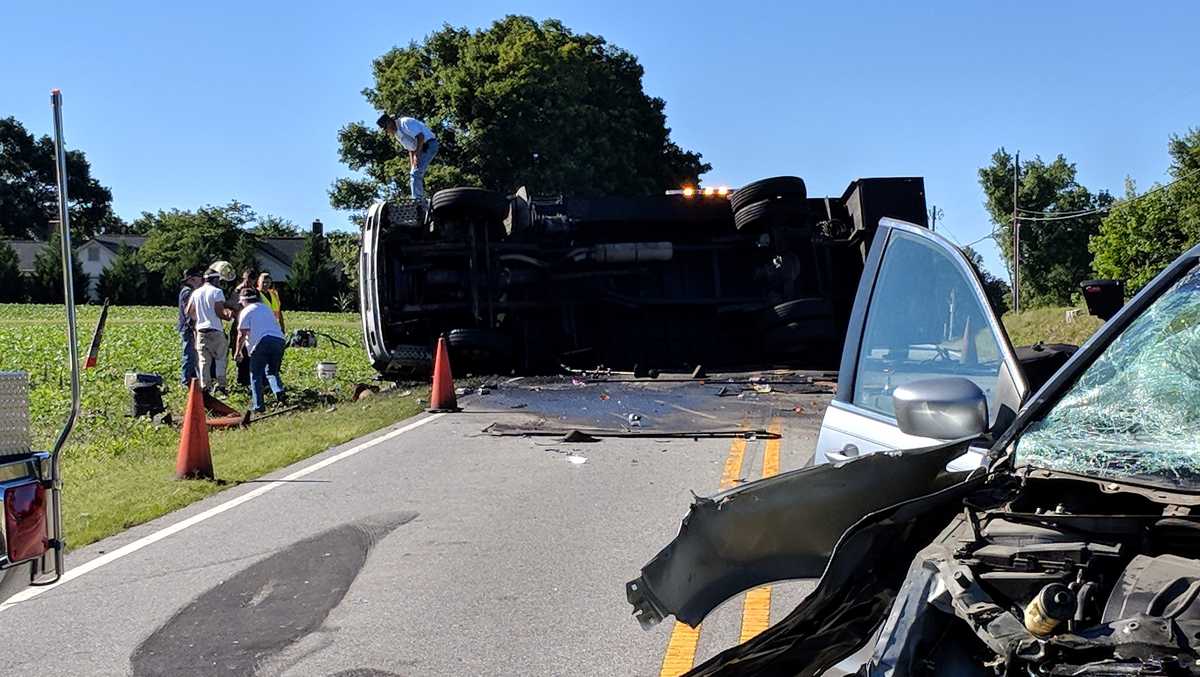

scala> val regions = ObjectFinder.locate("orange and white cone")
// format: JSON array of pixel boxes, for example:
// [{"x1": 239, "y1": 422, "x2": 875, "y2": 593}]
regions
[
  {"x1": 427, "y1": 336, "x2": 460, "y2": 412},
  {"x1": 175, "y1": 380, "x2": 215, "y2": 479}
]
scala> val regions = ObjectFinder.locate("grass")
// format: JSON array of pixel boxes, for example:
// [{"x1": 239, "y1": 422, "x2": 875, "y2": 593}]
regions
[
  {"x1": 0, "y1": 304, "x2": 426, "y2": 548},
  {"x1": 1001, "y1": 306, "x2": 1105, "y2": 347}
]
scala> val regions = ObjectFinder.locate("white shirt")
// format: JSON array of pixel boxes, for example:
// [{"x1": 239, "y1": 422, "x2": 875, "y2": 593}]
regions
[
  {"x1": 396, "y1": 117, "x2": 433, "y2": 151},
  {"x1": 238, "y1": 302, "x2": 285, "y2": 354},
  {"x1": 188, "y1": 283, "x2": 226, "y2": 331}
]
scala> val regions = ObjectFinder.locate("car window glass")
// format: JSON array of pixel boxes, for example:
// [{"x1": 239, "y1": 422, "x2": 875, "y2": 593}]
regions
[
  {"x1": 1017, "y1": 264, "x2": 1200, "y2": 490},
  {"x1": 852, "y1": 230, "x2": 1004, "y2": 419}
]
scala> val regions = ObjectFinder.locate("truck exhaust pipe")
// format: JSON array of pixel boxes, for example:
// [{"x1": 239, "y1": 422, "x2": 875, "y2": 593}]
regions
[{"x1": 45, "y1": 88, "x2": 81, "y2": 583}]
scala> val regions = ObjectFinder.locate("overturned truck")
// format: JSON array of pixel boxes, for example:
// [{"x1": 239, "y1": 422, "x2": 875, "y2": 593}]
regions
[{"x1": 360, "y1": 176, "x2": 927, "y2": 378}]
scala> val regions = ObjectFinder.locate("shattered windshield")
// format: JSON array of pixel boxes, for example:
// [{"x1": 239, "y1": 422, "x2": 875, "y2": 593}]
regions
[{"x1": 1018, "y1": 264, "x2": 1200, "y2": 489}]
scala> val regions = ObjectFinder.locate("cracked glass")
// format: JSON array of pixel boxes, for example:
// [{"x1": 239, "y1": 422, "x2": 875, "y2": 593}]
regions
[{"x1": 1018, "y1": 265, "x2": 1200, "y2": 489}]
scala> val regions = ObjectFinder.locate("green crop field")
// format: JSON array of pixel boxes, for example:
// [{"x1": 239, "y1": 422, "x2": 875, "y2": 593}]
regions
[{"x1": 0, "y1": 304, "x2": 425, "y2": 547}]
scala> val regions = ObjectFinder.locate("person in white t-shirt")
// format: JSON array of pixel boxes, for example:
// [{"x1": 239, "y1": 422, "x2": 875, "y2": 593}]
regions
[
  {"x1": 378, "y1": 114, "x2": 439, "y2": 200},
  {"x1": 234, "y1": 287, "x2": 287, "y2": 413},
  {"x1": 185, "y1": 269, "x2": 233, "y2": 393}
]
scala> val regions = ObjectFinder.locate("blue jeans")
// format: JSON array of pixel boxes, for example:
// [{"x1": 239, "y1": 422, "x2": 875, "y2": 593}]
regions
[
  {"x1": 410, "y1": 138, "x2": 439, "y2": 200},
  {"x1": 249, "y1": 336, "x2": 285, "y2": 411},
  {"x1": 180, "y1": 333, "x2": 197, "y2": 386}
]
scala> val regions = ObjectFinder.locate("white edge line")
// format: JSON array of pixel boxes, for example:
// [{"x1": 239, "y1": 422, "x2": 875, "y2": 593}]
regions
[{"x1": 0, "y1": 413, "x2": 444, "y2": 612}]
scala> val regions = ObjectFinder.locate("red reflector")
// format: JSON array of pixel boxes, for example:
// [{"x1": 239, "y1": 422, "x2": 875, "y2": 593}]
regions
[{"x1": 5, "y1": 482, "x2": 48, "y2": 563}]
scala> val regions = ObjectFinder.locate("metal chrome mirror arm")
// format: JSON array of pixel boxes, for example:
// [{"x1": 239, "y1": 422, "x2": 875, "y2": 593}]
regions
[{"x1": 44, "y1": 89, "x2": 81, "y2": 582}]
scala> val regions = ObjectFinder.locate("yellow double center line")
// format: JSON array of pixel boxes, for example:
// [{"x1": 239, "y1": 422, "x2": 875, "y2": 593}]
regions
[{"x1": 659, "y1": 419, "x2": 782, "y2": 677}]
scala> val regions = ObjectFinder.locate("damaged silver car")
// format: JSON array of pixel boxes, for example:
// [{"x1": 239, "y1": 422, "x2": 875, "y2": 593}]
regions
[{"x1": 628, "y1": 221, "x2": 1200, "y2": 676}]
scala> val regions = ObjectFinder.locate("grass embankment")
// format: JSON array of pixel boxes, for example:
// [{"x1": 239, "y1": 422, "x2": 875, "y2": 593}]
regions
[
  {"x1": 1001, "y1": 306, "x2": 1104, "y2": 347},
  {"x1": 0, "y1": 304, "x2": 425, "y2": 548}
]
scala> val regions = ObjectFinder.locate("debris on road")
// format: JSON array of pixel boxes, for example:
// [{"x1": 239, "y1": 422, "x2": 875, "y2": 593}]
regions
[
  {"x1": 483, "y1": 422, "x2": 776, "y2": 440},
  {"x1": 562, "y1": 430, "x2": 601, "y2": 443},
  {"x1": 566, "y1": 455, "x2": 588, "y2": 465}
]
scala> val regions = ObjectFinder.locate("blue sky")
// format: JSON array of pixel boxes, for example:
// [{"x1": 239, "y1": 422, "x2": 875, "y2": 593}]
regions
[{"x1": 3, "y1": 2, "x2": 1198, "y2": 278}]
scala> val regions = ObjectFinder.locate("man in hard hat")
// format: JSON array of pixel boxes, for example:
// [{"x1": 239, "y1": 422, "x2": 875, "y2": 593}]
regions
[
  {"x1": 186, "y1": 268, "x2": 233, "y2": 394},
  {"x1": 177, "y1": 269, "x2": 203, "y2": 386},
  {"x1": 377, "y1": 114, "x2": 439, "y2": 200}
]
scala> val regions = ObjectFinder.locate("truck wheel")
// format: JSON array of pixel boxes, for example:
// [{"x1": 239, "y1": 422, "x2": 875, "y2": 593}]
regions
[
  {"x1": 446, "y1": 328, "x2": 514, "y2": 372},
  {"x1": 730, "y1": 176, "x2": 807, "y2": 214},
  {"x1": 734, "y1": 199, "x2": 806, "y2": 231},
  {"x1": 431, "y1": 187, "x2": 508, "y2": 221}
]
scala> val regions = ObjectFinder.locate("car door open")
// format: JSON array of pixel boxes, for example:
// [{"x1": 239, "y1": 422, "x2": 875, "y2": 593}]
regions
[{"x1": 813, "y1": 218, "x2": 1028, "y2": 468}]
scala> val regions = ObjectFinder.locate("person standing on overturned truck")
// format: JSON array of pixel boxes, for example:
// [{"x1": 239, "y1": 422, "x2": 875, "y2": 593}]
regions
[
  {"x1": 234, "y1": 287, "x2": 287, "y2": 413},
  {"x1": 378, "y1": 114, "x2": 438, "y2": 200},
  {"x1": 186, "y1": 269, "x2": 233, "y2": 395},
  {"x1": 177, "y1": 268, "x2": 203, "y2": 386}
]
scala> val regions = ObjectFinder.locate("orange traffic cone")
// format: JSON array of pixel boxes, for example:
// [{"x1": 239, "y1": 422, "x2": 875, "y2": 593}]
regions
[
  {"x1": 176, "y1": 380, "x2": 215, "y2": 480},
  {"x1": 428, "y1": 336, "x2": 460, "y2": 412}
]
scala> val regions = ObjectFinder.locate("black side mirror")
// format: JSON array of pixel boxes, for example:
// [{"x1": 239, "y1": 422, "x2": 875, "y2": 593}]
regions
[{"x1": 892, "y1": 377, "x2": 989, "y2": 440}]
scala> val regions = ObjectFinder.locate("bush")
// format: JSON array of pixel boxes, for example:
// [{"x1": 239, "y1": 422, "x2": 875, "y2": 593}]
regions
[
  {"x1": 96, "y1": 244, "x2": 149, "y2": 304},
  {"x1": 286, "y1": 234, "x2": 339, "y2": 311},
  {"x1": 0, "y1": 241, "x2": 23, "y2": 302},
  {"x1": 27, "y1": 234, "x2": 89, "y2": 303}
]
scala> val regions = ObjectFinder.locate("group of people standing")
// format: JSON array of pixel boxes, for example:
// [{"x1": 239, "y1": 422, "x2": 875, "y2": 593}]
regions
[{"x1": 177, "y1": 266, "x2": 288, "y2": 413}]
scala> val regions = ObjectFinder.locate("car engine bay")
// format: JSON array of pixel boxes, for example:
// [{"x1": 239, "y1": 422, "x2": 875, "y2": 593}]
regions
[{"x1": 871, "y1": 473, "x2": 1200, "y2": 676}]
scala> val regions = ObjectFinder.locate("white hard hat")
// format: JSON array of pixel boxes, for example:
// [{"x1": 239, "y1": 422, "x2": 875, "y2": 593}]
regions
[{"x1": 209, "y1": 260, "x2": 235, "y2": 282}]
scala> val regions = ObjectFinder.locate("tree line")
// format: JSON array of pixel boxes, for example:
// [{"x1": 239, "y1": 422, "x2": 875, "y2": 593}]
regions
[{"x1": 978, "y1": 129, "x2": 1199, "y2": 311}]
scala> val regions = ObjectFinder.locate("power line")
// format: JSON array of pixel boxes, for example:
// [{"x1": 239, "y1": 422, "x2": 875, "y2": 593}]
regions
[{"x1": 963, "y1": 165, "x2": 1200, "y2": 248}]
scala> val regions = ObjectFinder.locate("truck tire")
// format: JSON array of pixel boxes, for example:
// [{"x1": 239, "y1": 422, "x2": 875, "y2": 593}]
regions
[
  {"x1": 446, "y1": 328, "x2": 513, "y2": 372},
  {"x1": 730, "y1": 176, "x2": 807, "y2": 214},
  {"x1": 431, "y1": 187, "x2": 508, "y2": 221},
  {"x1": 733, "y1": 199, "x2": 806, "y2": 231}
]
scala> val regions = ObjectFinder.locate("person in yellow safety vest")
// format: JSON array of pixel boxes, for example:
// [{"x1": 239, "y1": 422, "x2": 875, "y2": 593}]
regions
[{"x1": 257, "y1": 273, "x2": 285, "y2": 334}]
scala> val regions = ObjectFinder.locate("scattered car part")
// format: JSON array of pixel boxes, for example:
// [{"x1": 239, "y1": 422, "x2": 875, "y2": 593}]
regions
[
  {"x1": 626, "y1": 439, "x2": 971, "y2": 629},
  {"x1": 1080, "y1": 278, "x2": 1125, "y2": 320}
]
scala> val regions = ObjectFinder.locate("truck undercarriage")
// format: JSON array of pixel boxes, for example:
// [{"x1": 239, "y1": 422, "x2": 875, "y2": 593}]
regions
[{"x1": 360, "y1": 176, "x2": 928, "y2": 377}]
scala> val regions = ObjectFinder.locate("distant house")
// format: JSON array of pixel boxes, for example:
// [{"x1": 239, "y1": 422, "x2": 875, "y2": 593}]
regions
[
  {"x1": 6, "y1": 220, "x2": 327, "y2": 301},
  {"x1": 78, "y1": 234, "x2": 148, "y2": 298}
]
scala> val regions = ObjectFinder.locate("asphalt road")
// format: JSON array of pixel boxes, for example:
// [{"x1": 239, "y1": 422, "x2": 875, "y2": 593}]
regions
[{"x1": 0, "y1": 372, "x2": 832, "y2": 676}]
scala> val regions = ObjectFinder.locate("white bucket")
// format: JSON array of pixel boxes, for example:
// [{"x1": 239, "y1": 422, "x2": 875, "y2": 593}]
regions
[{"x1": 315, "y1": 362, "x2": 338, "y2": 380}]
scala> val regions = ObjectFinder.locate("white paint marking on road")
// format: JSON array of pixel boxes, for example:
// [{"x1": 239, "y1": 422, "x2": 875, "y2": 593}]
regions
[
  {"x1": 661, "y1": 402, "x2": 719, "y2": 421},
  {"x1": 0, "y1": 413, "x2": 445, "y2": 613}
]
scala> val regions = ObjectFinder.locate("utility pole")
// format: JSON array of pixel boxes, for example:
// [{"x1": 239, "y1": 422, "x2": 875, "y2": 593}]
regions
[
  {"x1": 1012, "y1": 152, "x2": 1020, "y2": 313},
  {"x1": 928, "y1": 205, "x2": 943, "y2": 233}
]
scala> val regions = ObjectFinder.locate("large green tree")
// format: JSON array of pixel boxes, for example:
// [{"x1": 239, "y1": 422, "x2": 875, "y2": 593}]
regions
[
  {"x1": 326, "y1": 230, "x2": 361, "y2": 311},
  {"x1": 0, "y1": 240, "x2": 24, "y2": 302},
  {"x1": 286, "y1": 233, "x2": 338, "y2": 311},
  {"x1": 0, "y1": 117, "x2": 124, "y2": 239},
  {"x1": 1091, "y1": 129, "x2": 1200, "y2": 291},
  {"x1": 251, "y1": 215, "x2": 300, "y2": 237},
  {"x1": 979, "y1": 149, "x2": 1112, "y2": 307},
  {"x1": 134, "y1": 201, "x2": 258, "y2": 297},
  {"x1": 331, "y1": 16, "x2": 710, "y2": 216}
]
